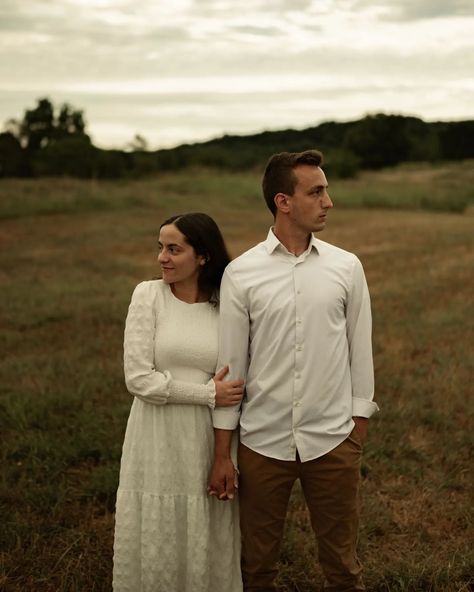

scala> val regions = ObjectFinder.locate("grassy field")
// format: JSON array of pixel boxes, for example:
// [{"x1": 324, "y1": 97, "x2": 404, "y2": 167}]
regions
[{"x1": 0, "y1": 162, "x2": 473, "y2": 591}]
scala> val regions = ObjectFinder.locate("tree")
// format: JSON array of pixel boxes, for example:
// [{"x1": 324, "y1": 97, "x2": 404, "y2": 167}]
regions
[
  {"x1": 437, "y1": 121, "x2": 474, "y2": 160},
  {"x1": 343, "y1": 114, "x2": 413, "y2": 169},
  {"x1": 32, "y1": 136, "x2": 97, "y2": 178},
  {"x1": 56, "y1": 103, "x2": 86, "y2": 139},
  {"x1": 11, "y1": 97, "x2": 89, "y2": 152},
  {"x1": 3, "y1": 97, "x2": 91, "y2": 176},
  {"x1": 127, "y1": 133, "x2": 149, "y2": 152},
  {"x1": 20, "y1": 97, "x2": 55, "y2": 151},
  {"x1": 0, "y1": 132, "x2": 24, "y2": 177}
]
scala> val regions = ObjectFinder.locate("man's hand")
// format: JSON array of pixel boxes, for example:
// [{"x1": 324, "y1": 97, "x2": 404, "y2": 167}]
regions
[
  {"x1": 207, "y1": 456, "x2": 237, "y2": 501},
  {"x1": 353, "y1": 416, "x2": 368, "y2": 443}
]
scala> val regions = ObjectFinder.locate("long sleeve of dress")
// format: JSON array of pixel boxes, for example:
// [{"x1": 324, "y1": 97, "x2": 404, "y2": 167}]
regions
[{"x1": 123, "y1": 282, "x2": 216, "y2": 408}]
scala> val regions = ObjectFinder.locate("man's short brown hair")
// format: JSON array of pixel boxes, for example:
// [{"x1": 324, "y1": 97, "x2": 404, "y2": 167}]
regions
[{"x1": 261, "y1": 150, "x2": 323, "y2": 216}]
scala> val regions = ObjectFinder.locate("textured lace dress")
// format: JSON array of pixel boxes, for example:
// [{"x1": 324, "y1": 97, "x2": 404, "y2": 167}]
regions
[{"x1": 113, "y1": 280, "x2": 242, "y2": 592}]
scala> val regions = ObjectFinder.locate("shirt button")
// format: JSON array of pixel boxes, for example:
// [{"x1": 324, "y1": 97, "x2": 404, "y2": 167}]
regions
[
  {"x1": 296, "y1": 345, "x2": 302, "y2": 351},
  {"x1": 296, "y1": 290, "x2": 301, "y2": 295},
  {"x1": 293, "y1": 401, "x2": 300, "y2": 407},
  {"x1": 296, "y1": 318, "x2": 302, "y2": 325},
  {"x1": 295, "y1": 373, "x2": 300, "y2": 379}
]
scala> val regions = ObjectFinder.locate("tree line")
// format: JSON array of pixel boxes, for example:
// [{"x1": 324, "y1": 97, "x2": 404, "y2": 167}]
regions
[{"x1": 1, "y1": 97, "x2": 473, "y2": 179}]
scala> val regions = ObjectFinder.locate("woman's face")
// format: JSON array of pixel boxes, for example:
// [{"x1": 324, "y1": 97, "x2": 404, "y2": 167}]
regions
[{"x1": 158, "y1": 224, "x2": 204, "y2": 287}]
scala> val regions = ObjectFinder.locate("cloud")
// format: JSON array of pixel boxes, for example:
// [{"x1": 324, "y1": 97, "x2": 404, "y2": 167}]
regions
[
  {"x1": 1, "y1": 0, "x2": 473, "y2": 147},
  {"x1": 351, "y1": 0, "x2": 474, "y2": 21}
]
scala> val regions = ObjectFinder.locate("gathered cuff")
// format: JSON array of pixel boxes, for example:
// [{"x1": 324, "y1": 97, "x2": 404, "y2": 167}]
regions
[{"x1": 206, "y1": 381, "x2": 216, "y2": 409}]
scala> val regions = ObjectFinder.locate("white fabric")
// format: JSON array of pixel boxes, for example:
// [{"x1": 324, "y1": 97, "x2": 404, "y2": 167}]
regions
[
  {"x1": 213, "y1": 228, "x2": 379, "y2": 462},
  {"x1": 113, "y1": 280, "x2": 242, "y2": 592}
]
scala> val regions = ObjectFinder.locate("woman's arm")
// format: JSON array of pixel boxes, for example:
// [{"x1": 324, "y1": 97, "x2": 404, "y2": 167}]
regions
[{"x1": 124, "y1": 282, "x2": 216, "y2": 408}]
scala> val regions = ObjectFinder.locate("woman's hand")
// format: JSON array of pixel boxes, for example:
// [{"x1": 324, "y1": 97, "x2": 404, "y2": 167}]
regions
[
  {"x1": 208, "y1": 457, "x2": 239, "y2": 500},
  {"x1": 213, "y1": 366, "x2": 244, "y2": 407}
]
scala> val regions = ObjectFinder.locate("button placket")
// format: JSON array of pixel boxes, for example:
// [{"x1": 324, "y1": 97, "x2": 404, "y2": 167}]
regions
[{"x1": 293, "y1": 266, "x2": 304, "y2": 412}]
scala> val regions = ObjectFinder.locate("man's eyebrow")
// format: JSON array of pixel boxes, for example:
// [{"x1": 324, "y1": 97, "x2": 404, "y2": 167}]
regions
[{"x1": 308, "y1": 184, "x2": 328, "y2": 192}]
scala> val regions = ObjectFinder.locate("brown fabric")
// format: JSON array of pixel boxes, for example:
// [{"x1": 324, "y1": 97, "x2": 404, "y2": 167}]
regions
[{"x1": 238, "y1": 430, "x2": 365, "y2": 592}]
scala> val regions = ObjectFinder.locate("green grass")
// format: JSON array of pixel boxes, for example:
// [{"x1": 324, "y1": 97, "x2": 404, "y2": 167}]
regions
[
  {"x1": 1, "y1": 164, "x2": 473, "y2": 591},
  {"x1": 0, "y1": 160, "x2": 473, "y2": 221},
  {"x1": 331, "y1": 160, "x2": 474, "y2": 212}
]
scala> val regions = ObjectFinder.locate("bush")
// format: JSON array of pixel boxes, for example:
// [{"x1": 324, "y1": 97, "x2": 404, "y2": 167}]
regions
[
  {"x1": 32, "y1": 136, "x2": 97, "y2": 178},
  {"x1": 323, "y1": 149, "x2": 360, "y2": 179},
  {"x1": 0, "y1": 132, "x2": 25, "y2": 177}
]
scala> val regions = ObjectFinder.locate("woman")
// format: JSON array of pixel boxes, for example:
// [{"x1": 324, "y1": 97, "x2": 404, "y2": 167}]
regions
[{"x1": 113, "y1": 213, "x2": 243, "y2": 592}]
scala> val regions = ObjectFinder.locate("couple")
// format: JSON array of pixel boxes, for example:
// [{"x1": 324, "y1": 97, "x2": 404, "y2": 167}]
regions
[{"x1": 113, "y1": 150, "x2": 379, "y2": 592}]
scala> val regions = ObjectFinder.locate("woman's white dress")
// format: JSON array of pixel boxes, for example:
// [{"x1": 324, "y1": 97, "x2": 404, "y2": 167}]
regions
[{"x1": 113, "y1": 280, "x2": 242, "y2": 592}]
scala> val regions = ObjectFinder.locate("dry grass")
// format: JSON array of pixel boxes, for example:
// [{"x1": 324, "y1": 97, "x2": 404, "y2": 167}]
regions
[{"x1": 0, "y1": 167, "x2": 473, "y2": 591}]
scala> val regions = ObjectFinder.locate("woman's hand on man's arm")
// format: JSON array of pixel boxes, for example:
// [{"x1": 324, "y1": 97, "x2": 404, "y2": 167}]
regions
[{"x1": 213, "y1": 366, "x2": 244, "y2": 407}]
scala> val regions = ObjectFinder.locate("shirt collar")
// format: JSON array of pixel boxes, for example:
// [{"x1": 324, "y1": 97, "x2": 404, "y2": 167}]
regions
[{"x1": 264, "y1": 227, "x2": 319, "y2": 256}]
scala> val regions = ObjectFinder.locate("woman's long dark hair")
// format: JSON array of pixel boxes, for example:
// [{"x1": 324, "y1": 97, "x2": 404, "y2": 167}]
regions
[{"x1": 160, "y1": 212, "x2": 231, "y2": 303}]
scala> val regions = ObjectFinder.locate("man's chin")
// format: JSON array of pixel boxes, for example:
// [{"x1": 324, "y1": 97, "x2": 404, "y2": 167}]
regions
[{"x1": 313, "y1": 222, "x2": 327, "y2": 233}]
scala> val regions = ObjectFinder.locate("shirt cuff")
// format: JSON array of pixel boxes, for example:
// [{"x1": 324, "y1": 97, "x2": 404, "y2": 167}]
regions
[
  {"x1": 212, "y1": 408, "x2": 240, "y2": 430},
  {"x1": 352, "y1": 397, "x2": 380, "y2": 418},
  {"x1": 206, "y1": 382, "x2": 216, "y2": 409}
]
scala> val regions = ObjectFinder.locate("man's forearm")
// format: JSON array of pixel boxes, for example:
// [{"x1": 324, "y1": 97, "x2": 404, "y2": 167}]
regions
[
  {"x1": 214, "y1": 428, "x2": 234, "y2": 459},
  {"x1": 208, "y1": 428, "x2": 236, "y2": 500}
]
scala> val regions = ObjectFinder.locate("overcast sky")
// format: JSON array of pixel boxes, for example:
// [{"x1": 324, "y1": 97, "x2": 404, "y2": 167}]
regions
[{"x1": 1, "y1": 0, "x2": 473, "y2": 149}]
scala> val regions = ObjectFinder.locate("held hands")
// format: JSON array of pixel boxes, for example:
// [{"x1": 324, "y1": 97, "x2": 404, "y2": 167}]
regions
[
  {"x1": 207, "y1": 456, "x2": 238, "y2": 501},
  {"x1": 213, "y1": 366, "x2": 244, "y2": 407}
]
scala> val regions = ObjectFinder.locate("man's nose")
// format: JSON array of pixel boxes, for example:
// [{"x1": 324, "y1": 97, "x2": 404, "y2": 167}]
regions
[{"x1": 324, "y1": 193, "x2": 334, "y2": 209}]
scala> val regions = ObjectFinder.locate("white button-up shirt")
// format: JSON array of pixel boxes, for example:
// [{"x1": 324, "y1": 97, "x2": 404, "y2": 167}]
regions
[{"x1": 213, "y1": 229, "x2": 379, "y2": 462}]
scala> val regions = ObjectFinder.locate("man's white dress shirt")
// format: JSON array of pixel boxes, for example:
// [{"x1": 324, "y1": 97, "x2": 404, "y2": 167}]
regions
[{"x1": 213, "y1": 229, "x2": 379, "y2": 462}]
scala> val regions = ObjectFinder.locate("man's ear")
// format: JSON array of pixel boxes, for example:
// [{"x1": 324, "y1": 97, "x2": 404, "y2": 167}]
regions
[{"x1": 274, "y1": 192, "x2": 290, "y2": 213}]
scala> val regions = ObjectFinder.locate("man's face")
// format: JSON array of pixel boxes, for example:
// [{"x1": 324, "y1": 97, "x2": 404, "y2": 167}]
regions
[{"x1": 286, "y1": 165, "x2": 333, "y2": 234}]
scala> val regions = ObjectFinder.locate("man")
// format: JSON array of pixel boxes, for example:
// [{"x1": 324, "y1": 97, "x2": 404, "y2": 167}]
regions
[{"x1": 209, "y1": 150, "x2": 379, "y2": 591}]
